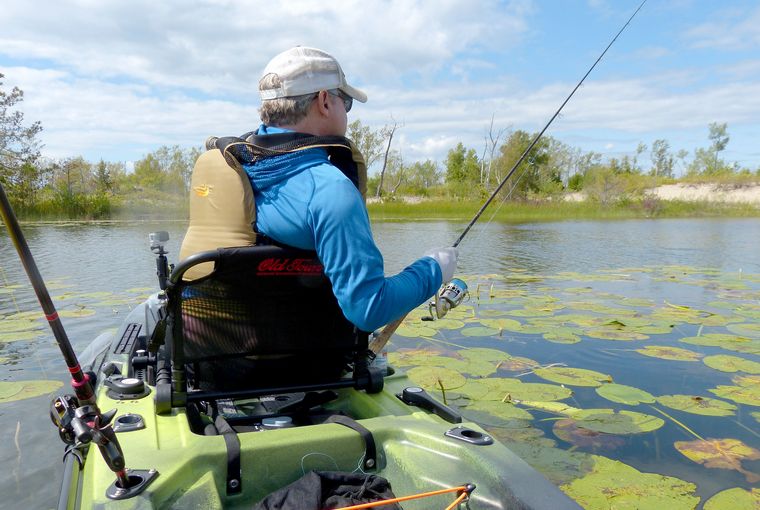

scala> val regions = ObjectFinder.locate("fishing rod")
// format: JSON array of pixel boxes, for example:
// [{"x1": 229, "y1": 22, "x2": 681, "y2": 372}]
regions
[
  {"x1": 0, "y1": 182, "x2": 133, "y2": 491},
  {"x1": 370, "y1": 0, "x2": 647, "y2": 354}
]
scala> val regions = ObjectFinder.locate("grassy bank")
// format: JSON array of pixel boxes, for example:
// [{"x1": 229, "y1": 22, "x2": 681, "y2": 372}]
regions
[{"x1": 366, "y1": 199, "x2": 760, "y2": 222}]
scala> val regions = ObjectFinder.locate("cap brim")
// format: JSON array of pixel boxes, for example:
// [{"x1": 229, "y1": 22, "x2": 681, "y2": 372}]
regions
[{"x1": 340, "y1": 83, "x2": 367, "y2": 103}]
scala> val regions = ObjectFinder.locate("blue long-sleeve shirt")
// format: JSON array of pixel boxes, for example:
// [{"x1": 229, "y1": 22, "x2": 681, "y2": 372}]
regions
[{"x1": 244, "y1": 125, "x2": 441, "y2": 332}]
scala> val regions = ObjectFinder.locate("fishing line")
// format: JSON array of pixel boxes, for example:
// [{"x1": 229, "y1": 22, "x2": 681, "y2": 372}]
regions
[
  {"x1": 453, "y1": 0, "x2": 648, "y2": 249},
  {"x1": 369, "y1": 0, "x2": 648, "y2": 355}
]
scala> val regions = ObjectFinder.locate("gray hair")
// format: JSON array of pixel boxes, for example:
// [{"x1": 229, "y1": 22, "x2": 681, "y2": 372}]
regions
[{"x1": 258, "y1": 73, "x2": 315, "y2": 126}]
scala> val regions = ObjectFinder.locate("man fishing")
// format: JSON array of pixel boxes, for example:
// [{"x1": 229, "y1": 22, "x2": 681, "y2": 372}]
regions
[{"x1": 247, "y1": 46, "x2": 457, "y2": 332}]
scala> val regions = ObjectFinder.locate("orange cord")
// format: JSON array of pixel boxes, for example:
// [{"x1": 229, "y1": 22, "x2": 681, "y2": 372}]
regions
[
  {"x1": 444, "y1": 491, "x2": 469, "y2": 510},
  {"x1": 336, "y1": 485, "x2": 470, "y2": 510}
]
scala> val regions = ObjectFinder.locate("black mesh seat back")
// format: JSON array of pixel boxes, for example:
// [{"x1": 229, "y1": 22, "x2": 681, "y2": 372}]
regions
[{"x1": 171, "y1": 246, "x2": 360, "y2": 386}]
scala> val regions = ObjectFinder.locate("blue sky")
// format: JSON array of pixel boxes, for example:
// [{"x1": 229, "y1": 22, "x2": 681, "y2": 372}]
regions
[{"x1": 2, "y1": 0, "x2": 759, "y2": 175}]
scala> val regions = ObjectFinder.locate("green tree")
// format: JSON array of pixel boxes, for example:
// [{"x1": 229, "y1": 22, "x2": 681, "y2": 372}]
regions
[
  {"x1": 0, "y1": 73, "x2": 43, "y2": 207},
  {"x1": 492, "y1": 130, "x2": 553, "y2": 199},
  {"x1": 347, "y1": 119, "x2": 386, "y2": 170},
  {"x1": 445, "y1": 142, "x2": 480, "y2": 198},
  {"x1": 708, "y1": 122, "x2": 729, "y2": 174},
  {"x1": 650, "y1": 139, "x2": 673, "y2": 178}
]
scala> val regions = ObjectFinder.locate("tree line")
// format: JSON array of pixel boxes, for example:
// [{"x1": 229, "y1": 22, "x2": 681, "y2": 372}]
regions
[{"x1": 2, "y1": 74, "x2": 758, "y2": 219}]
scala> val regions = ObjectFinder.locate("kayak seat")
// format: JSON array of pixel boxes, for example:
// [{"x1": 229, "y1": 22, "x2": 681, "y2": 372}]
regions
[{"x1": 158, "y1": 244, "x2": 382, "y2": 411}]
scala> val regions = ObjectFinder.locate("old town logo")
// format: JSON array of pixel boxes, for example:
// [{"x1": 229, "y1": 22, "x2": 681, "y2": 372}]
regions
[{"x1": 257, "y1": 258, "x2": 323, "y2": 275}]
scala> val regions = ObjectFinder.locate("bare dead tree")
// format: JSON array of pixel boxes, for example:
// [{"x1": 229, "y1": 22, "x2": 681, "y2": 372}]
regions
[
  {"x1": 483, "y1": 114, "x2": 508, "y2": 189},
  {"x1": 375, "y1": 117, "x2": 403, "y2": 198}
]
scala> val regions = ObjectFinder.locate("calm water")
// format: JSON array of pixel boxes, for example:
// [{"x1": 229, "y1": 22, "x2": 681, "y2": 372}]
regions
[{"x1": 0, "y1": 218, "x2": 758, "y2": 509}]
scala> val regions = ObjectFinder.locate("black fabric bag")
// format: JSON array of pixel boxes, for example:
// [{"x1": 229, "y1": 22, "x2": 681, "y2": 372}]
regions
[{"x1": 252, "y1": 470, "x2": 401, "y2": 510}]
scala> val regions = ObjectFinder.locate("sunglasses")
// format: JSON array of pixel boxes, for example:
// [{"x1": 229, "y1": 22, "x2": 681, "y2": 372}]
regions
[{"x1": 328, "y1": 89, "x2": 353, "y2": 113}]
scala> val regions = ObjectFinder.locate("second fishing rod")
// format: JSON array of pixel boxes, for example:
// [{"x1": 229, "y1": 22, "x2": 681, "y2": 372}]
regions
[{"x1": 369, "y1": 0, "x2": 647, "y2": 354}]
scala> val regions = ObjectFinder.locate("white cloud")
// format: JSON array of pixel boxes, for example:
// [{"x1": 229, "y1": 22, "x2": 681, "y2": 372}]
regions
[{"x1": 685, "y1": 5, "x2": 760, "y2": 49}]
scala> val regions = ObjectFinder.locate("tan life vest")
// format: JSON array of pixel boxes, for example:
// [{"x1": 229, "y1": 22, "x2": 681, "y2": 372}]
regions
[{"x1": 178, "y1": 135, "x2": 367, "y2": 280}]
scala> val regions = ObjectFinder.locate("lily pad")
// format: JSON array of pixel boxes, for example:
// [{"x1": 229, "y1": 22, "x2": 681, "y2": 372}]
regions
[
  {"x1": 395, "y1": 323, "x2": 437, "y2": 338},
  {"x1": 727, "y1": 323, "x2": 760, "y2": 339},
  {"x1": 703, "y1": 354, "x2": 760, "y2": 374},
  {"x1": 58, "y1": 308, "x2": 96, "y2": 318},
  {"x1": 569, "y1": 409, "x2": 664, "y2": 435},
  {"x1": 584, "y1": 328, "x2": 649, "y2": 341},
  {"x1": 543, "y1": 331, "x2": 582, "y2": 344},
  {"x1": 0, "y1": 380, "x2": 64, "y2": 403},
  {"x1": 561, "y1": 455, "x2": 699, "y2": 510},
  {"x1": 752, "y1": 411, "x2": 760, "y2": 425},
  {"x1": 553, "y1": 418, "x2": 626, "y2": 450},
  {"x1": 0, "y1": 319, "x2": 42, "y2": 333},
  {"x1": 656, "y1": 395, "x2": 737, "y2": 417},
  {"x1": 674, "y1": 438, "x2": 760, "y2": 483},
  {"x1": 703, "y1": 488, "x2": 760, "y2": 510},
  {"x1": 406, "y1": 366, "x2": 466, "y2": 391},
  {"x1": 460, "y1": 326, "x2": 500, "y2": 337},
  {"x1": 595, "y1": 383, "x2": 655, "y2": 405},
  {"x1": 460, "y1": 400, "x2": 534, "y2": 427},
  {"x1": 534, "y1": 367, "x2": 612, "y2": 387},
  {"x1": 478, "y1": 318, "x2": 523, "y2": 331},
  {"x1": 496, "y1": 356, "x2": 539, "y2": 372},
  {"x1": 0, "y1": 330, "x2": 45, "y2": 343},
  {"x1": 635, "y1": 345, "x2": 703, "y2": 361},
  {"x1": 680, "y1": 333, "x2": 760, "y2": 356}
]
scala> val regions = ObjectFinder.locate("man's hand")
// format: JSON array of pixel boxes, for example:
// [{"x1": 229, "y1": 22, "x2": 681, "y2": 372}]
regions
[{"x1": 424, "y1": 247, "x2": 458, "y2": 284}]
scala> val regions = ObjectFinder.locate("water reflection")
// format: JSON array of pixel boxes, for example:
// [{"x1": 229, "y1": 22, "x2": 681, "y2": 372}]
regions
[{"x1": 1, "y1": 217, "x2": 759, "y2": 509}]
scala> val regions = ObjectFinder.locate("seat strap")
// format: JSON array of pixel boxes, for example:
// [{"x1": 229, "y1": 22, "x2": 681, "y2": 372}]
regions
[
  {"x1": 214, "y1": 415, "x2": 242, "y2": 494},
  {"x1": 325, "y1": 415, "x2": 377, "y2": 471}
]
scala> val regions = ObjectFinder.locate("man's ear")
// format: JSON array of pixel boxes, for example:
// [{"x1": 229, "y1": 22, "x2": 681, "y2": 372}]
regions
[{"x1": 315, "y1": 90, "x2": 331, "y2": 117}]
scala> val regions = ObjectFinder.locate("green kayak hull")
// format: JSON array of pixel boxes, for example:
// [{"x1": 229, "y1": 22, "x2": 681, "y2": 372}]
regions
[{"x1": 60, "y1": 301, "x2": 581, "y2": 510}]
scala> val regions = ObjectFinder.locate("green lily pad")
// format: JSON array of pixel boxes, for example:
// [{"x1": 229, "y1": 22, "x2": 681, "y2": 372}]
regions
[
  {"x1": 553, "y1": 418, "x2": 626, "y2": 450},
  {"x1": 58, "y1": 308, "x2": 96, "y2": 318},
  {"x1": 497, "y1": 356, "x2": 539, "y2": 372},
  {"x1": 460, "y1": 326, "x2": 500, "y2": 337},
  {"x1": 709, "y1": 375, "x2": 760, "y2": 406},
  {"x1": 478, "y1": 318, "x2": 523, "y2": 331},
  {"x1": 674, "y1": 438, "x2": 760, "y2": 483},
  {"x1": 395, "y1": 323, "x2": 437, "y2": 338},
  {"x1": 703, "y1": 488, "x2": 760, "y2": 510},
  {"x1": 656, "y1": 395, "x2": 736, "y2": 417},
  {"x1": 0, "y1": 380, "x2": 64, "y2": 403},
  {"x1": 543, "y1": 331, "x2": 581, "y2": 344},
  {"x1": 458, "y1": 348, "x2": 510, "y2": 364},
  {"x1": 635, "y1": 345, "x2": 703, "y2": 361},
  {"x1": 703, "y1": 355, "x2": 760, "y2": 374},
  {"x1": 0, "y1": 319, "x2": 42, "y2": 333},
  {"x1": 595, "y1": 383, "x2": 655, "y2": 405},
  {"x1": 561, "y1": 455, "x2": 699, "y2": 510},
  {"x1": 4, "y1": 311, "x2": 44, "y2": 321},
  {"x1": 460, "y1": 378, "x2": 572, "y2": 402},
  {"x1": 752, "y1": 412, "x2": 760, "y2": 425},
  {"x1": 534, "y1": 367, "x2": 612, "y2": 387},
  {"x1": 520, "y1": 401, "x2": 582, "y2": 415},
  {"x1": 569, "y1": 409, "x2": 664, "y2": 434},
  {"x1": 506, "y1": 308, "x2": 554, "y2": 318},
  {"x1": 680, "y1": 333, "x2": 760, "y2": 356},
  {"x1": 460, "y1": 400, "x2": 534, "y2": 427},
  {"x1": 0, "y1": 330, "x2": 46, "y2": 343},
  {"x1": 584, "y1": 328, "x2": 649, "y2": 341},
  {"x1": 406, "y1": 366, "x2": 466, "y2": 391},
  {"x1": 727, "y1": 323, "x2": 760, "y2": 338}
]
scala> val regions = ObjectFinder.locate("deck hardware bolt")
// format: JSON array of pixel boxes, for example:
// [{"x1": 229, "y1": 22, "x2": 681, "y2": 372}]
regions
[
  {"x1": 229, "y1": 479, "x2": 240, "y2": 490},
  {"x1": 365, "y1": 459, "x2": 375, "y2": 468}
]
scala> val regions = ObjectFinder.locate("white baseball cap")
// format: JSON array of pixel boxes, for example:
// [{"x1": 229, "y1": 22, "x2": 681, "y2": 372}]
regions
[{"x1": 259, "y1": 46, "x2": 367, "y2": 103}]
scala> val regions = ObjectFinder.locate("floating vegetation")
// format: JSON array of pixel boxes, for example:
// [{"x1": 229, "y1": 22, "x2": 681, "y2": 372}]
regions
[
  {"x1": 562, "y1": 409, "x2": 664, "y2": 435},
  {"x1": 595, "y1": 383, "x2": 655, "y2": 405},
  {"x1": 635, "y1": 345, "x2": 703, "y2": 361},
  {"x1": 0, "y1": 330, "x2": 46, "y2": 343},
  {"x1": 709, "y1": 375, "x2": 760, "y2": 406},
  {"x1": 553, "y1": 419, "x2": 626, "y2": 450},
  {"x1": 534, "y1": 367, "x2": 612, "y2": 387},
  {"x1": 674, "y1": 438, "x2": 760, "y2": 483},
  {"x1": 58, "y1": 308, "x2": 97, "y2": 318},
  {"x1": 561, "y1": 455, "x2": 699, "y2": 510},
  {"x1": 703, "y1": 354, "x2": 760, "y2": 374},
  {"x1": 703, "y1": 488, "x2": 760, "y2": 510},
  {"x1": 406, "y1": 366, "x2": 466, "y2": 391},
  {"x1": 680, "y1": 333, "x2": 760, "y2": 356},
  {"x1": 656, "y1": 395, "x2": 737, "y2": 417},
  {"x1": 0, "y1": 380, "x2": 64, "y2": 403}
]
